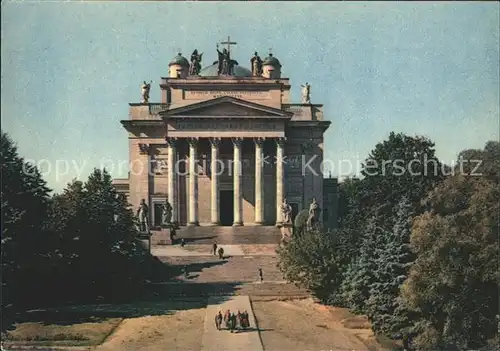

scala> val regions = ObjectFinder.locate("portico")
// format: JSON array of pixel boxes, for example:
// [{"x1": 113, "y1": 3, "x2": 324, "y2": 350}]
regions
[{"x1": 164, "y1": 134, "x2": 287, "y2": 227}]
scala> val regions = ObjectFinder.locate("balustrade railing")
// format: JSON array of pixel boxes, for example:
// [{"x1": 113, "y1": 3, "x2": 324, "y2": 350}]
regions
[{"x1": 148, "y1": 103, "x2": 169, "y2": 115}]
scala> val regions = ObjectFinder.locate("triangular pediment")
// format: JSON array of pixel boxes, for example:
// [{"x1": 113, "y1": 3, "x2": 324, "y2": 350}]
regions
[{"x1": 162, "y1": 96, "x2": 291, "y2": 118}]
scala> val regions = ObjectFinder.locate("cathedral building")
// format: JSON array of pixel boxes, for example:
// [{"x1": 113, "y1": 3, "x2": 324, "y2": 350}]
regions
[{"x1": 113, "y1": 39, "x2": 337, "y2": 229}]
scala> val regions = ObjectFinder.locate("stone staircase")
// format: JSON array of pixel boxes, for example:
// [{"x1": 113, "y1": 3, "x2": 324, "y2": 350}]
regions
[
  {"x1": 147, "y1": 225, "x2": 309, "y2": 301},
  {"x1": 159, "y1": 256, "x2": 284, "y2": 282},
  {"x1": 151, "y1": 225, "x2": 281, "y2": 245}
]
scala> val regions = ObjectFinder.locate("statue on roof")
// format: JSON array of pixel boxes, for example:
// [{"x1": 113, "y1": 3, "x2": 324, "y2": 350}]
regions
[
  {"x1": 216, "y1": 44, "x2": 231, "y2": 75},
  {"x1": 189, "y1": 49, "x2": 203, "y2": 76},
  {"x1": 141, "y1": 80, "x2": 152, "y2": 103},
  {"x1": 250, "y1": 52, "x2": 263, "y2": 76},
  {"x1": 301, "y1": 82, "x2": 311, "y2": 104},
  {"x1": 215, "y1": 43, "x2": 238, "y2": 76}
]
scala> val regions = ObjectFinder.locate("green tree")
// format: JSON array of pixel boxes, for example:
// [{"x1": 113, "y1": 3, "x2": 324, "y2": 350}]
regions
[
  {"x1": 401, "y1": 141, "x2": 500, "y2": 350},
  {"x1": 277, "y1": 229, "x2": 344, "y2": 302},
  {"x1": 1, "y1": 131, "x2": 51, "y2": 325},
  {"x1": 70, "y1": 169, "x2": 142, "y2": 298},
  {"x1": 337, "y1": 176, "x2": 364, "y2": 229},
  {"x1": 45, "y1": 169, "x2": 148, "y2": 302},
  {"x1": 359, "y1": 132, "x2": 445, "y2": 229}
]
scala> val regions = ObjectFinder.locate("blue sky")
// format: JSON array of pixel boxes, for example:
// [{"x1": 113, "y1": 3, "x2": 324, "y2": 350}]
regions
[{"x1": 2, "y1": 2, "x2": 499, "y2": 192}]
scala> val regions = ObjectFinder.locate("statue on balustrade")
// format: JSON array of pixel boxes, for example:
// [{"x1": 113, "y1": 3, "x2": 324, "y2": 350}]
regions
[
  {"x1": 215, "y1": 44, "x2": 238, "y2": 75},
  {"x1": 281, "y1": 198, "x2": 292, "y2": 224},
  {"x1": 141, "y1": 80, "x2": 152, "y2": 103},
  {"x1": 189, "y1": 49, "x2": 203, "y2": 76},
  {"x1": 250, "y1": 52, "x2": 263, "y2": 76},
  {"x1": 136, "y1": 198, "x2": 149, "y2": 233},
  {"x1": 161, "y1": 200, "x2": 173, "y2": 225},
  {"x1": 306, "y1": 197, "x2": 321, "y2": 231},
  {"x1": 301, "y1": 82, "x2": 311, "y2": 104}
]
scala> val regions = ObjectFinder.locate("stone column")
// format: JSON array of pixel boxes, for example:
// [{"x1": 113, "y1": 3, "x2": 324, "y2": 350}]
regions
[
  {"x1": 187, "y1": 137, "x2": 199, "y2": 226},
  {"x1": 275, "y1": 137, "x2": 286, "y2": 226},
  {"x1": 232, "y1": 137, "x2": 243, "y2": 226},
  {"x1": 166, "y1": 137, "x2": 177, "y2": 224},
  {"x1": 254, "y1": 137, "x2": 265, "y2": 225},
  {"x1": 209, "y1": 137, "x2": 221, "y2": 225}
]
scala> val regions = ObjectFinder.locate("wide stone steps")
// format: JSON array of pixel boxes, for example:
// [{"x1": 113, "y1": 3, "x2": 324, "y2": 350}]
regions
[
  {"x1": 158, "y1": 256, "x2": 284, "y2": 283},
  {"x1": 151, "y1": 226, "x2": 281, "y2": 245}
]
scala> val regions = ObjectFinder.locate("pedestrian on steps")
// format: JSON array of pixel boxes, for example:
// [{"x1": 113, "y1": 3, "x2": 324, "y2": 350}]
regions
[
  {"x1": 213, "y1": 242, "x2": 218, "y2": 255},
  {"x1": 218, "y1": 247, "x2": 224, "y2": 260},
  {"x1": 258, "y1": 268, "x2": 263, "y2": 283},
  {"x1": 180, "y1": 238, "x2": 186, "y2": 247}
]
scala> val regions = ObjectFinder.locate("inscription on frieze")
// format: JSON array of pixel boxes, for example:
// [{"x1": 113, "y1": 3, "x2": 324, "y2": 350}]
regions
[
  {"x1": 175, "y1": 120, "x2": 278, "y2": 131},
  {"x1": 184, "y1": 90, "x2": 269, "y2": 100}
]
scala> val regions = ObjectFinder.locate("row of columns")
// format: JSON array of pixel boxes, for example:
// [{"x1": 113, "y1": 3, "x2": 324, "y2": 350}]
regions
[{"x1": 165, "y1": 136, "x2": 286, "y2": 226}]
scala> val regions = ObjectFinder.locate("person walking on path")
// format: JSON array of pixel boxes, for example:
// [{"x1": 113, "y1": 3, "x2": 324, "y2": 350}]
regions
[
  {"x1": 224, "y1": 309, "x2": 231, "y2": 329},
  {"x1": 212, "y1": 242, "x2": 218, "y2": 255},
  {"x1": 218, "y1": 247, "x2": 224, "y2": 259},
  {"x1": 215, "y1": 311, "x2": 223, "y2": 330},
  {"x1": 258, "y1": 268, "x2": 263, "y2": 283}
]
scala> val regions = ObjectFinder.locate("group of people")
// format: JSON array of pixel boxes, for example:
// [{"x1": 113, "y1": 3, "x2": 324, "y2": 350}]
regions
[{"x1": 214, "y1": 310, "x2": 250, "y2": 332}]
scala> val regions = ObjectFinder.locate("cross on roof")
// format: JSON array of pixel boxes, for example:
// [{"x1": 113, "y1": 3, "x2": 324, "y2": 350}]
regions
[
  {"x1": 220, "y1": 36, "x2": 237, "y2": 56},
  {"x1": 269, "y1": 48, "x2": 273, "y2": 55}
]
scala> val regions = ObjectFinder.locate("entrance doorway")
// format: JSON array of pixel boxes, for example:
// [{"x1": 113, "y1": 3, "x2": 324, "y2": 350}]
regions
[
  {"x1": 153, "y1": 203, "x2": 163, "y2": 227},
  {"x1": 219, "y1": 190, "x2": 234, "y2": 226}
]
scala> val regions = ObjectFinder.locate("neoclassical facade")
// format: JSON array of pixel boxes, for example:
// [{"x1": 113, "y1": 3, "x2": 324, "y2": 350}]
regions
[{"x1": 114, "y1": 44, "x2": 335, "y2": 228}]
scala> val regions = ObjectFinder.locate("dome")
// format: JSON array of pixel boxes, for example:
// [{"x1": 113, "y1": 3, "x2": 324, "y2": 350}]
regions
[
  {"x1": 169, "y1": 53, "x2": 190, "y2": 67},
  {"x1": 262, "y1": 53, "x2": 281, "y2": 67},
  {"x1": 198, "y1": 63, "x2": 253, "y2": 77}
]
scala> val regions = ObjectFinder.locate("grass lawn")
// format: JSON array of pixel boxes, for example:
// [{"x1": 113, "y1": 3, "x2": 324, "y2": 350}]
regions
[{"x1": 3, "y1": 317, "x2": 123, "y2": 347}]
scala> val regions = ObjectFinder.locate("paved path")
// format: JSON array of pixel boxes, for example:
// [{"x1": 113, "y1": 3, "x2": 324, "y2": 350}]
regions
[{"x1": 201, "y1": 296, "x2": 263, "y2": 351}]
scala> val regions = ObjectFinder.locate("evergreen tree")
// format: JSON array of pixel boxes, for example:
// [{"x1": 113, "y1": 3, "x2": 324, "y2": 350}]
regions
[
  {"x1": 340, "y1": 217, "x2": 386, "y2": 313},
  {"x1": 366, "y1": 196, "x2": 415, "y2": 335}
]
